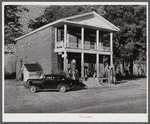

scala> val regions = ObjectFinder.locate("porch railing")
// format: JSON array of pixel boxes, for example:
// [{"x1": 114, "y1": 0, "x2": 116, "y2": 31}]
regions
[
  {"x1": 56, "y1": 41, "x2": 63, "y2": 48},
  {"x1": 67, "y1": 42, "x2": 82, "y2": 49},
  {"x1": 84, "y1": 43, "x2": 96, "y2": 50},
  {"x1": 56, "y1": 41, "x2": 111, "y2": 52},
  {"x1": 100, "y1": 46, "x2": 111, "y2": 52}
]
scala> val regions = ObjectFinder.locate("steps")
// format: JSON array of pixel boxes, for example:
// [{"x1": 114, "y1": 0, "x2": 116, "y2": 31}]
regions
[{"x1": 82, "y1": 78, "x2": 103, "y2": 88}]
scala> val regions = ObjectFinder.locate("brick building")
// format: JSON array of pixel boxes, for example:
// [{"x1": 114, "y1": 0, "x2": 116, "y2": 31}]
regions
[{"x1": 15, "y1": 11, "x2": 119, "y2": 80}]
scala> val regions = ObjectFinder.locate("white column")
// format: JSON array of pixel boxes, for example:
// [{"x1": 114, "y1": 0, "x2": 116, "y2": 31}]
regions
[
  {"x1": 81, "y1": 52, "x2": 84, "y2": 78},
  {"x1": 63, "y1": 51, "x2": 67, "y2": 72},
  {"x1": 63, "y1": 24, "x2": 67, "y2": 72},
  {"x1": 55, "y1": 28, "x2": 57, "y2": 49},
  {"x1": 81, "y1": 27, "x2": 84, "y2": 49},
  {"x1": 110, "y1": 32, "x2": 113, "y2": 67},
  {"x1": 96, "y1": 30, "x2": 99, "y2": 51},
  {"x1": 64, "y1": 24, "x2": 67, "y2": 48},
  {"x1": 110, "y1": 32, "x2": 113, "y2": 52},
  {"x1": 96, "y1": 54, "x2": 99, "y2": 79}
]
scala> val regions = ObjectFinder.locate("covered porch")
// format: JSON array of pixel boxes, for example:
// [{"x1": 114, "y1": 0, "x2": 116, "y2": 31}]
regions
[
  {"x1": 54, "y1": 24, "x2": 113, "y2": 79},
  {"x1": 57, "y1": 51, "x2": 111, "y2": 79}
]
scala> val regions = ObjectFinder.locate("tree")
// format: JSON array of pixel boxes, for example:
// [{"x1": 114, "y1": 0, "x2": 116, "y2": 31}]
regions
[
  {"x1": 28, "y1": 5, "x2": 105, "y2": 30},
  {"x1": 103, "y1": 5, "x2": 146, "y2": 74},
  {"x1": 4, "y1": 5, "x2": 28, "y2": 45}
]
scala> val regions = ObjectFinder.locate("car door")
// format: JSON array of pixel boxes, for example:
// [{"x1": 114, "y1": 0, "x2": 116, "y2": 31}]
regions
[
  {"x1": 55, "y1": 76, "x2": 67, "y2": 88},
  {"x1": 43, "y1": 76, "x2": 55, "y2": 89},
  {"x1": 53, "y1": 76, "x2": 61, "y2": 89}
]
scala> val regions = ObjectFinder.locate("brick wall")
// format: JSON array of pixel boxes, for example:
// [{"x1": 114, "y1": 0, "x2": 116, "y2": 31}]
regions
[{"x1": 16, "y1": 26, "x2": 58, "y2": 79}]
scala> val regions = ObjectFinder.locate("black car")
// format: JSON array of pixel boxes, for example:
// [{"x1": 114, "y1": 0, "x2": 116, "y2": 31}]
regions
[{"x1": 24, "y1": 74, "x2": 80, "y2": 93}]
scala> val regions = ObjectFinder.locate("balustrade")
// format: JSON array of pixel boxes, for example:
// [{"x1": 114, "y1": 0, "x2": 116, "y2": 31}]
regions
[{"x1": 56, "y1": 41, "x2": 111, "y2": 52}]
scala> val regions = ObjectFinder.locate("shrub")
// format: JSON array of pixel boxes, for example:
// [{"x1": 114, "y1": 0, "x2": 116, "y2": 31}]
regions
[{"x1": 5, "y1": 72, "x2": 16, "y2": 79}]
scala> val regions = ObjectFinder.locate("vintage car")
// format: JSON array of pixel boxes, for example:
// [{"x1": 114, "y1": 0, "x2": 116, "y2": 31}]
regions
[{"x1": 24, "y1": 74, "x2": 81, "y2": 93}]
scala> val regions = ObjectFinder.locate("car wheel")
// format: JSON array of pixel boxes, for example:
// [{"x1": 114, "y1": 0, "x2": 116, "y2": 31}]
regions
[
  {"x1": 29, "y1": 86, "x2": 36, "y2": 93},
  {"x1": 59, "y1": 85, "x2": 67, "y2": 93}
]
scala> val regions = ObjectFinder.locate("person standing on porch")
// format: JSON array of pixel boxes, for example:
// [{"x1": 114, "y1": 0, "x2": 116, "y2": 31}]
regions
[
  {"x1": 75, "y1": 69, "x2": 79, "y2": 80},
  {"x1": 93, "y1": 70, "x2": 97, "y2": 79},
  {"x1": 68, "y1": 68, "x2": 72, "y2": 78},
  {"x1": 104, "y1": 62, "x2": 109, "y2": 78},
  {"x1": 84, "y1": 66, "x2": 88, "y2": 81}
]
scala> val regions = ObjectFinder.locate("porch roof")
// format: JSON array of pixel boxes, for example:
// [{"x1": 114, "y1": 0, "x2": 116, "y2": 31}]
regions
[
  {"x1": 53, "y1": 20, "x2": 119, "y2": 32},
  {"x1": 53, "y1": 11, "x2": 120, "y2": 32}
]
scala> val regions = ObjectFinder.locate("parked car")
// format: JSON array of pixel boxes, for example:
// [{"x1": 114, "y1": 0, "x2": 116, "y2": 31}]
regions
[{"x1": 24, "y1": 74, "x2": 81, "y2": 93}]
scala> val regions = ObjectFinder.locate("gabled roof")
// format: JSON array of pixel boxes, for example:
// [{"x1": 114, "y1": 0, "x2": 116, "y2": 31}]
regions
[
  {"x1": 24, "y1": 63, "x2": 41, "y2": 72},
  {"x1": 15, "y1": 11, "x2": 120, "y2": 41},
  {"x1": 64, "y1": 11, "x2": 120, "y2": 32}
]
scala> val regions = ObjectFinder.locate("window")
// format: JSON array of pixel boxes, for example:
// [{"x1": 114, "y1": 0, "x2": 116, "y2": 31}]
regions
[
  {"x1": 45, "y1": 76, "x2": 54, "y2": 81},
  {"x1": 55, "y1": 76, "x2": 65, "y2": 81},
  {"x1": 61, "y1": 30, "x2": 64, "y2": 41}
]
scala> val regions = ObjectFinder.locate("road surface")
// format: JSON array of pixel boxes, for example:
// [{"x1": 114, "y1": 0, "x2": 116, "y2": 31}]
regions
[{"x1": 4, "y1": 78, "x2": 147, "y2": 113}]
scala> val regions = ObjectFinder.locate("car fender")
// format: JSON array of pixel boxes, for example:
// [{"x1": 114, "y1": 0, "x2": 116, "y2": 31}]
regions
[
  {"x1": 25, "y1": 80, "x2": 32, "y2": 88},
  {"x1": 26, "y1": 80, "x2": 43, "y2": 89}
]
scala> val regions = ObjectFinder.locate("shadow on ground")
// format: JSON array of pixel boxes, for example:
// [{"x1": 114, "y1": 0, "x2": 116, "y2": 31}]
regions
[
  {"x1": 71, "y1": 85, "x2": 87, "y2": 91},
  {"x1": 34, "y1": 83, "x2": 87, "y2": 93},
  {"x1": 115, "y1": 75, "x2": 146, "y2": 85}
]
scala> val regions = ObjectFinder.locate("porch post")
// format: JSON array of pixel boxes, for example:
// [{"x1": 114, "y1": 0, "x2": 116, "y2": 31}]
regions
[
  {"x1": 110, "y1": 32, "x2": 113, "y2": 67},
  {"x1": 64, "y1": 24, "x2": 67, "y2": 48},
  {"x1": 81, "y1": 27, "x2": 84, "y2": 49},
  {"x1": 63, "y1": 51, "x2": 67, "y2": 72},
  {"x1": 63, "y1": 24, "x2": 67, "y2": 72},
  {"x1": 96, "y1": 30, "x2": 99, "y2": 51},
  {"x1": 55, "y1": 28, "x2": 57, "y2": 49},
  {"x1": 96, "y1": 54, "x2": 99, "y2": 79},
  {"x1": 81, "y1": 52, "x2": 84, "y2": 78}
]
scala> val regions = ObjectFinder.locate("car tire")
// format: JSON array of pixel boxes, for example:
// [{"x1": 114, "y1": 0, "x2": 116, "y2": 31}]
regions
[
  {"x1": 59, "y1": 85, "x2": 67, "y2": 93},
  {"x1": 29, "y1": 86, "x2": 36, "y2": 93}
]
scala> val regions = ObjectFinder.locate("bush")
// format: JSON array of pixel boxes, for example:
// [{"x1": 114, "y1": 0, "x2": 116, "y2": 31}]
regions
[{"x1": 5, "y1": 72, "x2": 16, "y2": 79}]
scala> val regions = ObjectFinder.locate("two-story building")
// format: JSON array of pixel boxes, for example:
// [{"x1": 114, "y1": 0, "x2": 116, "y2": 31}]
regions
[{"x1": 15, "y1": 11, "x2": 119, "y2": 80}]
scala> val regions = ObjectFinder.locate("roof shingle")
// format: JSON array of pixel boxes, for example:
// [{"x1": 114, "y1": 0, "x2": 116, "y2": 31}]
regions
[{"x1": 24, "y1": 64, "x2": 41, "y2": 72}]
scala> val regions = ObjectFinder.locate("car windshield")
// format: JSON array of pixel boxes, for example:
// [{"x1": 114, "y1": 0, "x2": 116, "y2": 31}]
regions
[
  {"x1": 45, "y1": 76, "x2": 55, "y2": 81},
  {"x1": 55, "y1": 76, "x2": 65, "y2": 81}
]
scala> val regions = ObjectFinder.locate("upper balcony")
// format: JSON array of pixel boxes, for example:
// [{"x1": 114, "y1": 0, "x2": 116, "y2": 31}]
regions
[
  {"x1": 56, "y1": 40, "x2": 111, "y2": 52},
  {"x1": 54, "y1": 24, "x2": 113, "y2": 54}
]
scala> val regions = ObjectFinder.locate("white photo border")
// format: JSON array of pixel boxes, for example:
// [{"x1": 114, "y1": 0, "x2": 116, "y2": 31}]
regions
[{"x1": 2, "y1": 1, "x2": 148, "y2": 122}]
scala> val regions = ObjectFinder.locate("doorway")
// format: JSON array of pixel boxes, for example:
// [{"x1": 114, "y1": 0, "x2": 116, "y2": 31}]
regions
[{"x1": 68, "y1": 52, "x2": 81, "y2": 77}]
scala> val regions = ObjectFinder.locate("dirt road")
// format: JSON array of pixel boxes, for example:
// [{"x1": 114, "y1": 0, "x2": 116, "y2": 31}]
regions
[{"x1": 4, "y1": 78, "x2": 147, "y2": 113}]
